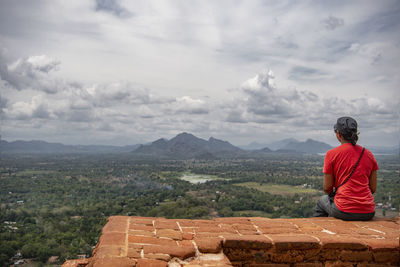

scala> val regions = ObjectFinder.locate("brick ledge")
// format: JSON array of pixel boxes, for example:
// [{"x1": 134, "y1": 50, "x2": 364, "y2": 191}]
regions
[{"x1": 63, "y1": 216, "x2": 400, "y2": 267}]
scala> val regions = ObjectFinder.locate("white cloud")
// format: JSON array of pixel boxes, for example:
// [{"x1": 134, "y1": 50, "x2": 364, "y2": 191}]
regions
[
  {"x1": 0, "y1": 52, "x2": 63, "y2": 94},
  {"x1": 174, "y1": 96, "x2": 209, "y2": 115},
  {"x1": 6, "y1": 95, "x2": 52, "y2": 120}
]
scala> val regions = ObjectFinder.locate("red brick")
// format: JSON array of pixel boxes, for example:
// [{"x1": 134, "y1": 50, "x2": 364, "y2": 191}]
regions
[
  {"x1": 193, "y1": 219, "x2": 217, "y2": 225},
  {"x1": 215, "y1": 217, "x2": 252, "y2": 224},
  {"x1": 129, "y1": 224, "x2": 154, "y2": 231},
  {"x1": 98, "y1": 233, "x2": 126, "y2": 247},
  {"x1": 176, "y1": 219, "x2": 197, "y2": 227},
  {"x1": 185, "y1": 259, "x2": 231, "y2": 266},
  {"x1": 339, "y1": 250, "x2": 373, "y2": 262},
  {"x1": 259, "y1": 228, "x2": 301, "y2": 234},
  {"x1": 324, "y1": 261, "x2": 354, "y2": 267},
  {"x1": 127, "y1": 247, "x2": 141, "y2": 258},
  {"x1": 293, "y1": 263, "x2": 323, "y2": 267},
  {"x1": 136, "y1": 258, "x2": 167, "y2": 267},
  {"x1": 129, "y1": 230, "x2": 155, "y2": 237},
  {"x1": 143, "y1": 244, "x2": 195, "y2": 259},
  {"x1": 94, "y1": 246, "x2": 125, "y2": 258},
  {"x1": 178, "y1": 239, "x2": 195, "y2": 247},
  {"x1": 103, "y1": 216, "x2": 129, "y2": 233},
  {"x1": 246, "y1": 265, "x2": 290, "y2": 267},
  {"x1": 238, "y1": 229, "x2": 259, "y2": 235},
  {"x1": 317, "y1": 235, "x2": 368, "y2": 250},
  {"x1": 182, "y1": 232, "x2": 194, "y2": 240},
  {"x1": 128, "y1": 235, "x2": 176, "y2": 246},
  {"x1": 218, "y1": 224, "x2": 237, "y2": 233},
  {"x1": 361, "y1": 238, "x2": 399, "y2": 252},
  {"x1": 357, "y1": 264, "x2": 399, "y2": 267},
  {"x1": 129, "y1": 243, "x2": 144, "y2": 249},
  {"x1": 91, "y1": 256, "x2": 136, "y2": 267},
  {"x1": 269, "y1": 234, "x2": 320, "y2": 251},
  {"x1": 130, "y1": 217, "x2": 155, "y2": 226},
  {"x1": 144, "y1": 253, "x2": 170, "y2": 261},
  {"x1": 154, "y1": 220, "x2": 179, "y2": 230},
  {"x1": 195, "y1": 237, "x2": 222, "y2": 253},
  {"x1": 232, "y1": 224, "x2": 257, "y2": 230},
  {"x1": 373, "y1": 251, "x2": 400, "y2": 263},
  {"x1": 62, "y1": 259, "x2": 90, "y2": 267},
  {"x1": 196, "y1": 232, "x2": 234, "y2": 238},
  {"x1": 156, "y1": 229, "x2": 182, "y2": 240},
  {"x1": 224, "y1": 234, "x2": 272, "y2": 249},
  {"x1": 196, "y1": 226, "x2": 225, "y2": 233}
]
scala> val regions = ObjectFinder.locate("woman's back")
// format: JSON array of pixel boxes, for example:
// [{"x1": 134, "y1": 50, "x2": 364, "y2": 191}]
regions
[{"x1": 324, "y1": 143, "x2": 378, "y2": 213}]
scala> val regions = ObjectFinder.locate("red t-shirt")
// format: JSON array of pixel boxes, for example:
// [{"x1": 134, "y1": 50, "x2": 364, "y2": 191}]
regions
[{"x1": 323, "y1": 143, "x2": 378, "y2": 213}]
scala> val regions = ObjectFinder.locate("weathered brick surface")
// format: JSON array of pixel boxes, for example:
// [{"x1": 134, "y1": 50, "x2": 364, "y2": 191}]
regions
[
  {"x1": 195, "y1": 237, "x2": 223, "y2": 253},
  {"x1": 224, "y1": 235, "x2": 272, "y2": 249},
  {"x1": 98, "y1": 232, "x2": 126, "y2": 247},
  {"x1": 62, "y1": 259, "x2": 90, "y2": 267},
  {"x1": 339, "y1": 250, "x2": 373, "y2": 262},
  {"x1": 136, "y1": 258, "x2": 167, "y2": 267},
  {"x1": 318, "y1": 235, "x2": 368, "y2": 250},
  {"x1": 128, "y1": 235, "x2": 177, "y2": 246},
  {"x1": 64, "y1": 216, "x2": 400, "y2": 267},
  {"x1": 143, "y1": 244, "x2": 196, "y2": 259},
  {"x1": 269, "y1": 234, "x2": 320, "y2": 251},
  {"x1": 156, "y1": 229, "x2": 183, "y2": 240},
  {"x1": 88, "y1": 256, "x2": 136, "y2": 267}
]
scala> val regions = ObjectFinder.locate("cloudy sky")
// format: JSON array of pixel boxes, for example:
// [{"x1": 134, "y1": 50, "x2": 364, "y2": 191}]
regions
[{"x1": 0, "y1": 0, "x2": 399, "y2": 147}]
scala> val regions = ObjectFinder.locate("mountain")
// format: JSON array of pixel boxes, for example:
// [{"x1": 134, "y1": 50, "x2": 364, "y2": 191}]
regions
[
  {"x1": 0, "y1": 140, "x2": 139, "y2": 154},
  {"x1": 267, "y1": 138, "x2": 299, "y2": 151},
  {"x1": 133, "y1": 132, "x2": 242, "y2": 159},
  {"x1": 280, "y1": 139, "x2": 333, "y2": 154},
  {"x1": 240, "y1": 142, "x2": 270, "y2": 150}
]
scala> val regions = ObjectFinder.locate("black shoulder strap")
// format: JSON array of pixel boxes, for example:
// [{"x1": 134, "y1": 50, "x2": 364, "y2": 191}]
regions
[{"x1": 334, "y1": 147, "x2": 365, "y2": 193}]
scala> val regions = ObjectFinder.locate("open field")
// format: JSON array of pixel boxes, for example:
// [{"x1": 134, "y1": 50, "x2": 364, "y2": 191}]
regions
[
  {"x1": 234, "y1": 182, "x2": 321, "y2": 196},
  {"x1": 180, "y1": 172, "x2": 227, "y2": 184}
]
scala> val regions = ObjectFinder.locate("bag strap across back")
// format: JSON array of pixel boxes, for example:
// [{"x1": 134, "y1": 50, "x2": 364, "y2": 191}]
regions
[{"x1": 333, "y1": 147, "x2": 365, "y2": 194}]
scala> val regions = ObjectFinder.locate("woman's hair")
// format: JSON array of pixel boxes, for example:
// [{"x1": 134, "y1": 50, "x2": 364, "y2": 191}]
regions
[
  {"x1": 334, "y1": 117, "x2": 359, "y2": 145},
  {"x1": 341, "y1": 130, "x2": 358, "y2": 146}
]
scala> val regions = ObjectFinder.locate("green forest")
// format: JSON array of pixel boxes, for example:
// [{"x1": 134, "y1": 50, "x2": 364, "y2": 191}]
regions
[{"x1": 0, "y1": 153, "x2": 398, "y2": 266}]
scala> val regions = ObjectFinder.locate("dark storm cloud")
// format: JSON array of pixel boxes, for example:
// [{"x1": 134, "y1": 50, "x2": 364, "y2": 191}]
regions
[{"x1": 95, "y1": 0, "x2": 132, "y2": 18}]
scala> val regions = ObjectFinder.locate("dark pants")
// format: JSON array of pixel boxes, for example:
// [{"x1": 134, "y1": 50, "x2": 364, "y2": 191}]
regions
[{"x1": 314, "y1": 195, "x2": 375, "y2": 221}]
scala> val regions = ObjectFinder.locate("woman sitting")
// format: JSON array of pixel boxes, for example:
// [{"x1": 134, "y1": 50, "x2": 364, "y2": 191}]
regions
[{"x1": 314, "y1": 116, "x2": 378, "y2": 221}]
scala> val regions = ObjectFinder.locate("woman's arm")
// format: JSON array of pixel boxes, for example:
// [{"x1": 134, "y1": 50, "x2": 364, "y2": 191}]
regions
[
  {"x1": 323, "y1": 173, "x2": 334, "y2": 194},
  {"x1": 369, "y1": 170, "x2": 377, "y2": 194}
]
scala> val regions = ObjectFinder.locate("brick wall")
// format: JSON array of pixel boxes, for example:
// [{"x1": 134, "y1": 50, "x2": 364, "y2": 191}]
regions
[{"x1": 63, "y1": 216, "x2": 400, "y2": 267}]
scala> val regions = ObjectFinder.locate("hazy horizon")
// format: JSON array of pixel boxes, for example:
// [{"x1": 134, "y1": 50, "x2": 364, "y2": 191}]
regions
[
  {"x1": 1, "y1": 0, "x2": 399, "y2": 147},
  {"x1": 1, "y1": 132, "x2": 398, "y2": 149}
]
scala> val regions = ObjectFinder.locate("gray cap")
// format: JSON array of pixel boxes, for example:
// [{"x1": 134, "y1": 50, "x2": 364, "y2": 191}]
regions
[{"x1": 334, "y1": 117, "x2": 357, "y2": 134}]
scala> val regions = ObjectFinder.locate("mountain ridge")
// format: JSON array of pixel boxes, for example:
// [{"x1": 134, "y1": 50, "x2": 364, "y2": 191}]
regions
[
  {"x1": 133, "y1": 132, "x2": 242, "y2": 159},
  {"x1": 1, "y1": 134, "x2": 397, "y2": 156}
]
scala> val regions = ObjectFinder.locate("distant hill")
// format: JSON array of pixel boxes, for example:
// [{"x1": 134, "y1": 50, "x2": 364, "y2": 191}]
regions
[
  {"x1": 280, "y1": 139, "x2": 333, "y2": 154},
  {"x1": 0, "y1": 140, "x2": 139, "y2": 154},
  {"x1": 241, "y1": 138, "x2": 301, "y2": 151},
  {"x1": 133, "y1": 132, "x2": 242, "y2": 159},
  {"x1": 267, "y1": 138, "x2": 299, "y2": 151}
]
